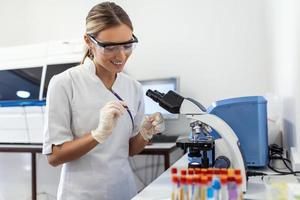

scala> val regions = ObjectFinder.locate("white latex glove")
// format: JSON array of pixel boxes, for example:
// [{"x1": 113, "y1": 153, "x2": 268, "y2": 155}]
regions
[
  {"x1": 140, "y1": 112, "x2": 165, "y2": 141},
  {"x1": 91, "y1": 101, "x2": 126, "y2": 143}
]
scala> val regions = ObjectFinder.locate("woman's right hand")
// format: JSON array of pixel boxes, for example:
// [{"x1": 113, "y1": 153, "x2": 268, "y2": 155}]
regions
[
  {"x1": 91, "y1": 101, "x2": 126, "y2": 143},
  {"x1": 48, "y1": 101, "x2": 126, "y2": 166}
]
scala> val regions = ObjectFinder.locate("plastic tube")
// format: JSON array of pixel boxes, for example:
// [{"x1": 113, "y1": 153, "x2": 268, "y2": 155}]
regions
[
  {"x1": 193, "y1": 175, "x2": 200, "y2": 200},
  {"x1": 207, "y1": 186, "x2": 214, "y2": 200},
  {"x1": 220, "y1": 169, "x2": 228, "y2": 176},
  {"x1": 180, "y1": 175, "x2": 187, "y2": 200},
  {"x1": 220, "y1": 175, "x2": 228, "y2": 200},
  {"x1": 172, "y1": 175, "x2": 179, "y2": 200},
  {"x1": 194, "y1": 175, "x2": 202, "y2": 200},
  {"x1": 187, "y1": 176, "x2": 193, "y2": 200},
  {"x1": 200, "y1": 176, "x2": 208, "y2": 200},
  {"x1": 212, "y1": 177, "x2": 221, "y2": 200},
  {"x1": 172, "y1": 167, "x2": 178, "y2": 175},
  {"x1": 188, "y1": 168, "x2": 195, "y2": 175},
  {"x1": 234, "y1": 169, "x2": 241, "y2": 176},
  {"x1": 235, "y1": 175, "x2": 243, "y2": 200},
  {"x1": 195, "y1": 168, "x2": 202, "y2": 175},
  {"x1": 228, "y1": 176, "x2": 238, "y2": 200},
  {"x1": 181, "y1": 169, "x2": 187, "y2": 176}
]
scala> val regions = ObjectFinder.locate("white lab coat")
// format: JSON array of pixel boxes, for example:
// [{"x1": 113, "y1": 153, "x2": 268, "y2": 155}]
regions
[{"x1": 42, "y1": 58, "x2": 145, "y2": 200}]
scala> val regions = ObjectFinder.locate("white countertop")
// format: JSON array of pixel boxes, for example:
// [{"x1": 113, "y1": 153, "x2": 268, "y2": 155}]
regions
[
  {"x1": 0, "y1": 143, "x2": 42, "y2": 149},
  {"x1": 132, "y1": 154, "x2": 299, "y2": 200},
  {"x1": 144, "y1": 143, "x2": 176, "y2": 149}
]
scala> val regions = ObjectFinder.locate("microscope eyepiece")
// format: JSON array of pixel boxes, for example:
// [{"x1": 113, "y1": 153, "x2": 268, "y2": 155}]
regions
[
  {"x1": 146, "y1": 90, "x2": 165, "y2": 102},
  {"x1": 145, "y1": 89, "x2": 184, "y2": 114}
]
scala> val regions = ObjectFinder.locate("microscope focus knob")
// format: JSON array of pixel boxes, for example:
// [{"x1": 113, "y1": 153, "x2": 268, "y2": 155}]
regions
[{"x1": 214, "y1": 156, "x2": 231, "y2": 168}]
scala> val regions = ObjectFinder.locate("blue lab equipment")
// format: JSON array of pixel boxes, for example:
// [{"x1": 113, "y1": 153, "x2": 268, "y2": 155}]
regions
[
  {"x1": 0, "y1": 100, "x2": 46, "y2": 107},
  {"x1": 207, "y1": 96, "x2": 268, "y2": 167}
]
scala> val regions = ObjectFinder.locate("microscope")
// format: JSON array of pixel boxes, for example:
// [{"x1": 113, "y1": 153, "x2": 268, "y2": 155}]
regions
[{"x1": 146, "y1": 89, "x2": 247, "y2": 192}]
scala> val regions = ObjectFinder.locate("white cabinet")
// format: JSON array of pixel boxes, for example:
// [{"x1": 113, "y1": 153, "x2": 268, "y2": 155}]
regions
[
  {"x1": 0, "y1": 106, "x2": 44, "y2": 144},
  {"x1": 0, "y1": 107, "x2": 29, "y2": 143},
  {"x1": 0, "y1": 39, "x2": 84, "y2": 144},
  {"x1": 24, "y1": 106, "x2": 45, "y2": 143}
]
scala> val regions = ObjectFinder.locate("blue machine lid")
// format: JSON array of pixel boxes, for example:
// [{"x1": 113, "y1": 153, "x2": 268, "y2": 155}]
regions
[
  {"x1": 206, "y1": 95, "x2": 268, "y2": 167},
  {"x1": 0, "y1": 100, "x2": 46, "y2": 107},
  {"x1": 207, "y1": 96, "x2": 266, "y2": 112}
]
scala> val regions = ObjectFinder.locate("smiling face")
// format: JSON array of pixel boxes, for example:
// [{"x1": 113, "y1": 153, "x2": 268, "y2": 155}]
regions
[{"x1": 88, "y1": 24, "x2": 134, "y2": 75}]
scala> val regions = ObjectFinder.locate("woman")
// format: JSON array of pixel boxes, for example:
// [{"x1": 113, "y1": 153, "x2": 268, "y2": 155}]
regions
[{"x1": 42, "y1": 2, "x2": 165, "y2": 200}]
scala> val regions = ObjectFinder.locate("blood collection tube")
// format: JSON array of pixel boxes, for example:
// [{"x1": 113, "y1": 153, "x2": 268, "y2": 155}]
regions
[
  {"x1": 195, "y1": 168, "x2": 202, "y2": 175},
  {"x1": 207, "y1": 186, "x2": 215, "y2": 200},
  {"x1": 212, "y1": 177, "x2": 221, "y2": 200},
  {"x1": 180, "y1": 175, "x2": 187, "y2": 200},
  {"x1": 171, "y1": 175, "x2": 179, "y2": 200},
  {"x1": 214, "y1": 168, "x2": 221, "y2": 176},
  {"x1": 227, "y1": 168, "x2": 235, "y2": 176},
  {"x1": 201, "y1": 168, "x2": 208, "y2": 175},
  {"x1": 194, "y1": 175, "x2": 201, "y2": 200},
  {"x1": 220, "y1": 175, "x2": 228, "y2": 200},
  {"x1": 234, "y1": 169, "x2": 241, "y2": 176},
  {"x1": 228, "y1": 176, "x2": 238, "y2": 200},
  {"x1": 192, "y1": 175, "x2": 200, "y2": 200},
  {"x1": 200, "y1": 176, "x2": 208, "y2": 200},
  {"x1": 187, "y1": 176, "x2": 193, "y2": 200},
  {"x1": 207, "y1": 175, "x2": 213, "y2": 185},
  {"x1": 235, "y1": 175, "x2": 243, "y2": 200},
  {"x1": 220, "y1": 168, "x2": 228, "y2": 176},
  {"x1": 188, "y1": 168, "x2": 194, "y2": 175},
  {"x1": 207, "y1": 168, "x2": 214, "y2": 176},
  {"x1": 172, "y1": 167, "x2": 178, "y2": 175}
]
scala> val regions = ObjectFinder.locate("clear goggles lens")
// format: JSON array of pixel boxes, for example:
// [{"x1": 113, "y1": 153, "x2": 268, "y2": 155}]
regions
[{"x1": 100, "y1": 43, "x2": 137, "y2": 55}]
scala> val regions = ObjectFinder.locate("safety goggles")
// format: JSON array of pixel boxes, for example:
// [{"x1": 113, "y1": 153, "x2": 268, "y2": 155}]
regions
[{"x1": 88, "y1": 34, "x2": 138, "y2": 56}]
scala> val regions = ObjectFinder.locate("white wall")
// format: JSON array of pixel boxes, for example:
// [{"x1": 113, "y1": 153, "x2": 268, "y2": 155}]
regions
[
  {"x1": 266, "y1": 0, "x2": 300, "y2": 170},
  {"x1": 125, "y1": 0, "x2": 271, "y2": 106},
  {"x1": 0, "y1": 0, "x2": 88, "y2": 46}
]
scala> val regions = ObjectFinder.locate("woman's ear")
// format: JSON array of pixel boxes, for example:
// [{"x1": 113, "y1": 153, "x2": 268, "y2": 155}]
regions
[{"x1": 84, "y1": 34, "x2": 92, "y2": 49}]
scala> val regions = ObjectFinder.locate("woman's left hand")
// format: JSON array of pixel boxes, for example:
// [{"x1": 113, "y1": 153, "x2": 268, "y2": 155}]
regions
[{"x1": 139, "y1": 112, "x2": 165, "y2": 141}]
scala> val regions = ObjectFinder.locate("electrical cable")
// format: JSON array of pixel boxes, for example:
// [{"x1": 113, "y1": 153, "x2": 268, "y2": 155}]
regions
[
  {"x1": 268, "y1": 144, "x2": 300, "y2": 176},
  {"x1": 247, "y1": 144, "x2": 300, "y2": 180}
]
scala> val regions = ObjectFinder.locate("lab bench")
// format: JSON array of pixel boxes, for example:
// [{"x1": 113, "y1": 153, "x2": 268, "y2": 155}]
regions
[
  {"x1": 0, "y1": 144, "x2": 41, "y2": 200},
  {"x1": 139, "y1": 142, "x2": 179, "y2": 170},
  {"x1": 132, "y1": 154, "x2": 299, "y2": 200},
  {"x1": 0, "y1": 142, "x2": 180, "y2": 200}
]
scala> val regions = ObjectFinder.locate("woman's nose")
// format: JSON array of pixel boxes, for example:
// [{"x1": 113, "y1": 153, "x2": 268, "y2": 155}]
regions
[{"x1": 114, "y1": 47, "x2": 127, "y2": 59}]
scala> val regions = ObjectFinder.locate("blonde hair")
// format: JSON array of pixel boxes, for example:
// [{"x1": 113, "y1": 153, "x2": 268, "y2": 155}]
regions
[{"x1": 81, "y1": 2, "x2": 133, "y2": 64}]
